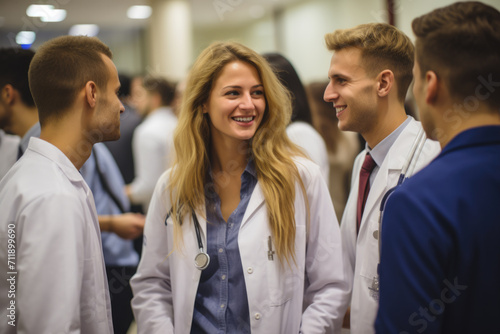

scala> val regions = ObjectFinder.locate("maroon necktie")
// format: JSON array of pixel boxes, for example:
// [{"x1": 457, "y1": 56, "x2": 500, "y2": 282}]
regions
[{"x1": 357, "y1": 153, "x2": 376, "y2": 234}]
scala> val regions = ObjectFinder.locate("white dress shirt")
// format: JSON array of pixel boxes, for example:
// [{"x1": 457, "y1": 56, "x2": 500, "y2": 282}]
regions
[{"x1": 129, "y1": 107, "x2": 178, "y2": 212}]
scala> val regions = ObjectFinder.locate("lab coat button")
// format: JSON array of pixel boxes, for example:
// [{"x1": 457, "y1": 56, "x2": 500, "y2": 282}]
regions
[
  {"x1": 254, "y1": 313, "x2": 261, "y2": 320},
  {"x1": 247, "y1": 267, "x2": 253, "y2": 274},
  {"x1": 373, "y1": 230, "x2": 379, "y2": 240}
]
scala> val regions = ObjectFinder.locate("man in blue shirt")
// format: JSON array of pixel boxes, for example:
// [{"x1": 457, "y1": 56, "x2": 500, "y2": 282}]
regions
[{"x1": 375, "y1": 2, "x2": 500, "y2": 333}]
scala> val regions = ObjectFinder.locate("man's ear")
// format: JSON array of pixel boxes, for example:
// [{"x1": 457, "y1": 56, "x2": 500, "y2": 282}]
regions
[
  {"x1": 1, "y1": 84, "x2": 16, "y2": 105},
  {"x1": 85, "y1": 81, "x2": 97, "y2": 108},
  {"x1": 377, "y1": 70, "x2": 394, "y2": 98},
  {"x1": 425, "y1": 71, "x2": 439, "y2": 104}
]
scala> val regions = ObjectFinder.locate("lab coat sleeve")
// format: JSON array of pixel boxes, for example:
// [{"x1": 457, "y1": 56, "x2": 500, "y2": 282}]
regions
[
  {"x1": 17, "y1": 193, "x2": 86, "y2": 333},
  {"x1": 300, "y1": 163, "x2": 350, "y2": 334},
  {"x1": 130, "y1": 172, "x2": 174, "y2": 333},
  {"x1": 375, "y1": 188, "x2": 448, "y2": 334}
]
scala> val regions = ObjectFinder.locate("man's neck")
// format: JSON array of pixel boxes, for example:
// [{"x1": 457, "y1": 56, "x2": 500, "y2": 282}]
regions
[
  {"x1": 437, "y1": 109, "x2": 500, "y2": 148},
  {"x1": 363, "y1": 105, "x2": 408, "y2": 149},
  {"x1": 40, "y1": 122, "x2": 92, "y2": 170}
]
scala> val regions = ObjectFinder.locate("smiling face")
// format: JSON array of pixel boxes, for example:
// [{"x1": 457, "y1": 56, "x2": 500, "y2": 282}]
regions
[
  {"x1": 204, "y1": 60, "x2": 266, "y2": 147},
  {"x1": 324, "y1": 47, "x2": 379, "y2": 137}
]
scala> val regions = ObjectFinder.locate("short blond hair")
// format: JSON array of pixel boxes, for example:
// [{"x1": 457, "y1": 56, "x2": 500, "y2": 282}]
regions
[{"x1": 325, "y1": 23, "x2": 414, "y2": 102}]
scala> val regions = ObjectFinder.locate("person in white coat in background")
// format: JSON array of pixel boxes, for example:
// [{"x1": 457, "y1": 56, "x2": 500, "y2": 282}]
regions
[
  {"x1": 125, "y1": 76, "x2": 178, "y2": 213},
  {"x1": 0, "y1": 36, "x2": 124, "y2": 334},
  {"x1": 323, "y1": 23, "x2": 441, "y2": 333},
  {"x1": 262, "y1": 52, "x2": 330, "y2": 184},
  {"x1": 131, "y1": 41, "x2": 349, "y2": 334}
]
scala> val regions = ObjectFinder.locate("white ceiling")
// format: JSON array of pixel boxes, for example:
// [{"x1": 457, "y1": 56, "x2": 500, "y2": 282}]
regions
[{"x1": 0, "y1": 0, "x2": 302, "y2": 33}]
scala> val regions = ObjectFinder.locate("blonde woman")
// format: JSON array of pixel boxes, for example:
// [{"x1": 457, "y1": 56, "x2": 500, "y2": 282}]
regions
[{"x1": 130, "y1": 41, "x2": 348, "y2": 334}]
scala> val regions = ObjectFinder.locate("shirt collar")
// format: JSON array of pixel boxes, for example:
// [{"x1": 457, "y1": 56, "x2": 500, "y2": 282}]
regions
[
  {"x1": 26, "y1": 137, "x2": 84, "y2": 183},
  {"x1": 20, "y1": 122, "x2": 41, "y2": 153},
  {"x1": 367, "y1": 116, "x2": 412, "y2": 167}
]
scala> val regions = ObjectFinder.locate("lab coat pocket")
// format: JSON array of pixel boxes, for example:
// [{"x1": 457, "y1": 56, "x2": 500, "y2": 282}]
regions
[
  {"x1": 359, "y1": 217, "x2": 380, "y2": 281},
  {"x1": 265, "y1": 226, "x2": 305, "y2": 307}
]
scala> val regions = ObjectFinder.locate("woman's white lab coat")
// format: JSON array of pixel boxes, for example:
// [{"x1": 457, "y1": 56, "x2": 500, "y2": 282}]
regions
[
  {"x1": 131, "y1": 157, "x2": 349, "y2": 334},
  {"x1": 340, "y1": 118, "x2": 441, "y2": 334}
]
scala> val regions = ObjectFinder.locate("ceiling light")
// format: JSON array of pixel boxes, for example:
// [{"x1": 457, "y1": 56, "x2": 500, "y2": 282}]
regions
[
  {"x1": 40, "y1": 9, "x2": 67, "y2": 22},
  {"x1": 26, "y1": 4, "x2": 54, "y2": 18},
  {"x1": 16, "y1": 31, "x2": 36, "y2": 48},
  {"x1": 127, "y1": 5, "x2": 152, "y2": 19},
  {"x1": 69, "y1": 24, "x2": 100, "y2": 37}
]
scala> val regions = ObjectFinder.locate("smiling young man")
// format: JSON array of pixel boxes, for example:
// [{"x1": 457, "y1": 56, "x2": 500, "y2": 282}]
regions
[
  {"x1": 0, "y1": 36, "x2": 124, "y2": 334},
  {"x1": 323, "y1": 23, "x2": 441, "y2": 334},
  {"x1": 375, "y1": 2, "x2": 500, "y2": 333}
]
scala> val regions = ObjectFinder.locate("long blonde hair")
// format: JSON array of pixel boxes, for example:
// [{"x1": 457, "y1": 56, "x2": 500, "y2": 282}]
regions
[{"x1": 169, "y1": 41, "x2": 307, "y2": 266}]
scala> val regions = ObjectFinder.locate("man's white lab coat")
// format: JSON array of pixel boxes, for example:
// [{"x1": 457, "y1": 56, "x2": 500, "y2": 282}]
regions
[
  {"x1": 340, "y1": 119, "x2": 441, "y2": 334},
  {"x1": 0, "y1": 137, "x2": 113, "y2": 334}
]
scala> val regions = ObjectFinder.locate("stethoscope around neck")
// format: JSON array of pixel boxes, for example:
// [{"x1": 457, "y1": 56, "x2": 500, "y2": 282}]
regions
[
  {"x1": 164, "y1": 207, "x2": 210, "y2": 271},
  {"x1": 368, "y1": 128, "x2": 427, "y2": 298},
  {"x1": 377, "y1": 128, "x2": 427, "y2": 261}
]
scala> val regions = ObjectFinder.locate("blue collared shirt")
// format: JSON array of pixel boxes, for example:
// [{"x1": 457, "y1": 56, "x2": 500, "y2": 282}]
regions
[
  {"x1": 80, "y1": 143, "x2": 139, "y2": 267},
  {"x1": 191, "y1": 160, "x2": 256, "y2": 334}
]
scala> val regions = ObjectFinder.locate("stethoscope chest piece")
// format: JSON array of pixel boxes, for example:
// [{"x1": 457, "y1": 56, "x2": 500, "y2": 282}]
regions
[
  {"x1": 195, "y1": 250, "x2": 210, "y2": 270},
  {"x1": 192, "y1": 210, "x2": 210, "y2": 271}
]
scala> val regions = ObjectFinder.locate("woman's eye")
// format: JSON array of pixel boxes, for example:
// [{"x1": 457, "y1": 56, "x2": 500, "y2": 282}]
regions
[
  {"x1": 252, "y1": 90, "x2": 264, "y2": 96},
  {"x1": 225, "y1": 90, "x2": 239, "y2": 96}
]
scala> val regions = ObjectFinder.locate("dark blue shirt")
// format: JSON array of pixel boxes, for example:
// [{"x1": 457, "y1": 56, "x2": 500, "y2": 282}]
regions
[{"x1": 191, "y1": 160, "x2": 257, "y2": 334}]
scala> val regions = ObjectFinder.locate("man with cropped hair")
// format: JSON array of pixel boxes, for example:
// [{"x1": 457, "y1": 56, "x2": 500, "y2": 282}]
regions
[
  {"x1": 0, "y1": 36, "x2": 124, "y2": 333},
  {"x1": 376, "y1": 2, "x2": 500, "y2": 333},
  {"x1": 323, "y1": 23, "x2": 441, "y2": 333}
]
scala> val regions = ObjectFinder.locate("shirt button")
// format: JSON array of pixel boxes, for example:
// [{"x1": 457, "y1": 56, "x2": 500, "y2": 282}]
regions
[
  {"x1": 218, "y1": 248, "x2": 223, "y2": 253},
  {"x1": 221, "y1": 304, "x2": 225, "y2": 308},
  {"x1": 254, "y1": 313, "x2": 261, "y2": 320},
  {"x1": 247, "y1": 267, "x2": 253, "y2": 274},
  {"x1": 221, "y1": 275, "x2": 226, "y2": 280}
]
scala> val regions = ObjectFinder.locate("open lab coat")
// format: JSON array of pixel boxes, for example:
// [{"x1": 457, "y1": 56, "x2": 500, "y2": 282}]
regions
[
  {"x1": 0, "y1": 138, "x2": 113, "y2": 334},
  {"x1": 340, "y1": 119, "x2": 441, "y2": 334},
  {"x1": 131, "y1": 157, "x2": 350, "y2": 334}
]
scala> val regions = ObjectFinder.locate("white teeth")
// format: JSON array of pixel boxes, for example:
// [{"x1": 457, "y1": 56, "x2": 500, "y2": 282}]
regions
[
  {"x1": 335, "y1": 106, "x2": 347, "y2": 113},
  {"x1": 233, "y1": 117, "x2": 253, "y2": 122}
]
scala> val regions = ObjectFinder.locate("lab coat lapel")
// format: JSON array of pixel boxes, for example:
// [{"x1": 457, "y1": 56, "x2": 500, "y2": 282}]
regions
[
  {"x1": 241, "y1": 182, "x2": 265, "y2": 228},
  {"x1": 360, "y1": 119, "x2": 420, "y2": 231}
]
